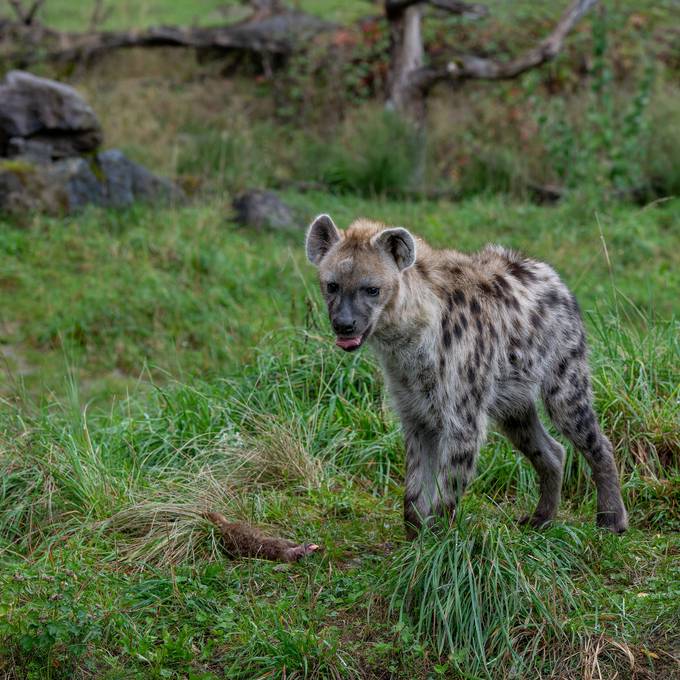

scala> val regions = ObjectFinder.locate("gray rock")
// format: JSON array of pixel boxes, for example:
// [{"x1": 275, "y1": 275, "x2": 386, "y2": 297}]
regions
[
  {"x1": 0, "y1": 70, "x2": 103, "y2": 158},
  {"x1": 6, "y1": 137, "x2": 54, "y2": 163},
  {"x1": 0, "y1": 161, "x2": 33, "y2": 215},
  {"x1": 0, "y1": 149, "x2": 182, "y2": 216},
  {"x1": 43, "y1": 157, "x2": 104, "y2": 212},
  {"x1": 97, "y1": 149, "x2": 181, "y2": 207},
  {"x1": 233, "y1": 189, "x2": 295, "y2": 230}
]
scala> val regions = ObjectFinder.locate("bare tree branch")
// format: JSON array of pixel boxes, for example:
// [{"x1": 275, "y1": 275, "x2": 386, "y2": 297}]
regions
[
  {"x1": 386, "y1": 0, "x2": 488, "y2": 19},
  {"x1": 2, "y1": 10, "x2": 332, "y2": 66},
  {"x1": 414, "y1": 0, "x2": 598, "y2": 90}
]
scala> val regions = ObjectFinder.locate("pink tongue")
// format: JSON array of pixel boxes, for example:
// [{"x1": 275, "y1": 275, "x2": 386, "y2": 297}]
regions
[{"x1": 336, "y1": 336, "x2": 363, "y2": 349}]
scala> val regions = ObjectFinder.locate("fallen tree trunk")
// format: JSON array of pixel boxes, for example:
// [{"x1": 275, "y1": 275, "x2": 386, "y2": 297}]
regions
[{"x1": 1, "y1": 10, "x2": 333, "y2": 67}]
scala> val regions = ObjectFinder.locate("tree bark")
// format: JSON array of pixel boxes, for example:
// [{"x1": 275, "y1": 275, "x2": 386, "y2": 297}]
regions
[{"x1": 386, "y1": 4, "x2": 426, "y2": 125}]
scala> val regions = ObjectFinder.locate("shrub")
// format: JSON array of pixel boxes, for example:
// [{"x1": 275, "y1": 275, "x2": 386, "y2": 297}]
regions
[{"x1": 314, "y1": 109, "x2": 421, "y2": 197}]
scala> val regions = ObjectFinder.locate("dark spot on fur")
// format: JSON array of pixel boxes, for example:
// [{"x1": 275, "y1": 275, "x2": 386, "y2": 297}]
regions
[
  {"x1": 460, "y1": 313, "x2": 469, "y2": 331},
  {"x1": 493, "y1": 273, "x2": 511, "y2": 294},
  {"x1": 542, "y1": 290, "x2": 562, "y2": 309},
  {"x1": 469, "y1": 298, "x2": 481, "y2": 316},
  {"x1": 507, "y1": 260, "x2": 537, "y2": 284},
  {"x1": 475, "y1": 317, "x2": 483, "y2": 334},
  {"x1": 547, "y1": 384, "x2": 560, "y2": 397},
  {"x1": 506, "y1": 294, "x2": 520, "y2": 311},
  {"x1": 452, "y1": 289, "x2": 466, "y2": 305},
  {"x1": 478, "y1": 281, "x2": 494, "y2": 297},
  {"x1": 443, "y1": 327, "x2": 452, "y2": 349},
  {"x1": 466, "y1": 365, "x2": 476, "y2": 384},
  {"x1": 530, "y1": 311, "x2": 543, "y2": 330},
  {"x1": 447, "y1": 265, "x2": 463, "y2": 278},
  {"x1": 556, "y1": 358, "x2": 569, "y2": 378},
  {"x1": 453, "y1": 322, "x2": 462, "y2": 339},
  {"x1": 585, "y1": 431, "x2": 596, "y2": 448},
  {"x1": 451, "y1": 450, "x2": 472, "y2": 467}
]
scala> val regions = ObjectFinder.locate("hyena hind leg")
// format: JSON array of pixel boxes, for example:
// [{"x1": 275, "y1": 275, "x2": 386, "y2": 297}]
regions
[
  {"x1": 500, "y1": 404, "x2": 566, "y2": 529},
  {"x1": 543, "y1": 361, "x2": 628, "y2": 533}
]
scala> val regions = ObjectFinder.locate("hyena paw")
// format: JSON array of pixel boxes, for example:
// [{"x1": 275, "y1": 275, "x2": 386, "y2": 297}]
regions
[
  {"x1": 283, "y1": 543, "x2": 321, "y2": 562},
  {"x1": 596, "y1": 509, "x2": 628, "y2": 534},
  {"x1": 518, "y1": 513, "x2": 553, "y2": 530}
]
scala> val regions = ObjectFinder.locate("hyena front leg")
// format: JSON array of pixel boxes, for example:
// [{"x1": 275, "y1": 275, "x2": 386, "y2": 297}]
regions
[{"x1": 403, "y1": 421, "x2": 481, "y2": 539}]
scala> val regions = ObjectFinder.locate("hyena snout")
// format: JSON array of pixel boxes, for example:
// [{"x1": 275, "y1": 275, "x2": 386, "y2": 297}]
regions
[{"x1": 332, "y1": 317, "x2": 357, "y2": 337}]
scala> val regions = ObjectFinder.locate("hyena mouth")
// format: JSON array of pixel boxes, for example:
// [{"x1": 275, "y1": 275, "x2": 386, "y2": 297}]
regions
[
  {"x1": 335, "y1": 335, "x2": 364, "y2": 351},
  {"x1": 335, "y1": 324, "x2": 373, "y2": 351}
]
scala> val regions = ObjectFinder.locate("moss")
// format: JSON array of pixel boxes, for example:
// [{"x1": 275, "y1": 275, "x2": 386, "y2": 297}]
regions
[{"x1": 0, "y1": 159, "x2": 37, "y2": 179}]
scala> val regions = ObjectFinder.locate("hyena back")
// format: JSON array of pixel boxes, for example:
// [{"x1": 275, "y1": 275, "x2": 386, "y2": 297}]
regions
[{"x1": 305, "y1": 214, "x2": 628, "y2": 536}]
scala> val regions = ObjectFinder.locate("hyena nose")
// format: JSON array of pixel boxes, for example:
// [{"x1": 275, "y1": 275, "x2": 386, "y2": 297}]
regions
[{"x1": 333, "y1": 319, "x2": 356, "y2": 336}]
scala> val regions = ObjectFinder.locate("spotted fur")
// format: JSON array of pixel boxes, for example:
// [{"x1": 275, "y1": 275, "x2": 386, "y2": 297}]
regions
[{"x1": 305, "y1": 215, "x2": 628, "y2": 537}]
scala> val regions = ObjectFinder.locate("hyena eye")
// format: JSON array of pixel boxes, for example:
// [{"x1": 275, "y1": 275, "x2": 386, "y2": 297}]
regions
[
  {"x1": 326, "y1": 282, "x2": 339, "y2": 294},
  {"x1": 365, "y1": 287, "x2": 380, "y2": 297}
]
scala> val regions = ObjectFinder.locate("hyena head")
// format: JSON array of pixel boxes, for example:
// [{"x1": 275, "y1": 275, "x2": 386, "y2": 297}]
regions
[{"x1": 305, "y1": 214, "x2": 416, "y2": 351}]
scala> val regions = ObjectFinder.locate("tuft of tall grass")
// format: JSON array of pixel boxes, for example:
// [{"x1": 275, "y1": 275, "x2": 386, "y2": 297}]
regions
[
  {"x1": 388, "y1": 511, "x2": 592, "y2": 677},
  {"x1": 589, "y1": 311, "x2": 679, "y2": 477},
  {"x1": 0, "y1": 407, "x2": 134, "y2": 551}
]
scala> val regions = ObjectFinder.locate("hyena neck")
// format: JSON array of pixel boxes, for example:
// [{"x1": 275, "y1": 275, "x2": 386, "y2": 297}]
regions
[{"x1": 370, "y1": 268, "x2": 441, "y2": 354}]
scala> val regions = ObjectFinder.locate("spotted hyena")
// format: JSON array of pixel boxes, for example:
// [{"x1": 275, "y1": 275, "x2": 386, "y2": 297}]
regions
[{"x1": 305, "y1": 214, "x2": 628, "y2": 537}]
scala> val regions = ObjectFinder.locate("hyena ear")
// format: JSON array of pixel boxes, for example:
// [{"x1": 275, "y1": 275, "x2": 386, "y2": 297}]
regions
[
  {"x1": 372, "y1": 227, "x2": 416, "y2": 271},
  {"x1": 305, "y1": 214, "x2": 341, "y2": 266}
]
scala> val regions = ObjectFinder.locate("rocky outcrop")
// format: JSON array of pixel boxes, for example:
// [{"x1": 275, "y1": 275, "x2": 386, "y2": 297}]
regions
[{"x1": 0, "y1": 70, "x2": 182, "y2": 217}]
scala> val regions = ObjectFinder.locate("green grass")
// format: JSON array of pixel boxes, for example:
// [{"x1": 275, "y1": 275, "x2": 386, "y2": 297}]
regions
[{"x1": 0, "y1": 193, "x2": 678, "y2": 678}]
